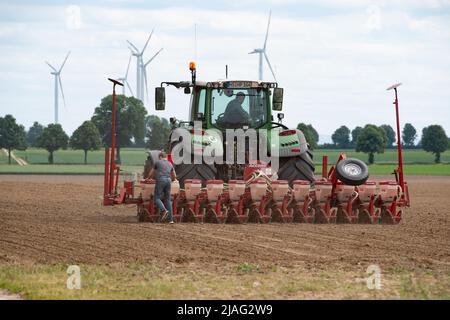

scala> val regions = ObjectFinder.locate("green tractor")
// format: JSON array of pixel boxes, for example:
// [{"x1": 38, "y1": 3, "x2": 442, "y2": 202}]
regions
[
  {"x1": 106, "y1": 73, "x2": 409, "y2": 224},
  {"x1": 145, "y1": 62, "x2": 315, "y2": 187}
]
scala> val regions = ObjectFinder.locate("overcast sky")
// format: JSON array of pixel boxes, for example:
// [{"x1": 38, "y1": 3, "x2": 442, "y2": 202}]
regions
[{"x1": 0, "y1": 0, "x2": 449, "y2": 143}]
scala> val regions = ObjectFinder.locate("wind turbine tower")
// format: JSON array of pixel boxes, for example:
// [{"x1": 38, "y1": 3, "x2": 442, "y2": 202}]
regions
[
  {"x1": 45, "y1": 51, "x2": 70, "y2": 124},
  {"x1": 127, "y1": 30, "x2": 163, "y2": 102},
  {"x1": 249, "y1": 11, "x2": 276, "y2": 81}
]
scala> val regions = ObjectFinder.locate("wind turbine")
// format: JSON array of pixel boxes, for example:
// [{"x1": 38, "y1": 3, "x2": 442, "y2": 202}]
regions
[
  {"x1": 249, "y1": 11, "x2": 276, "y2": 81},
  {"x1": 127, "y1": 30, "x2": 163, "y2": 102},
  {"x1": 117, "y1": 54, "x2": 134, "y2": 97},
  {"x1": 45, "y1": 51, "x2": 70, "y2": 124}
]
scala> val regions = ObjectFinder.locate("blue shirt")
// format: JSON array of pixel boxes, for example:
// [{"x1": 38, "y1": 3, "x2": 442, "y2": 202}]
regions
[{"x1": 153, "y1": 159, "x2": 174, "y2": 180}]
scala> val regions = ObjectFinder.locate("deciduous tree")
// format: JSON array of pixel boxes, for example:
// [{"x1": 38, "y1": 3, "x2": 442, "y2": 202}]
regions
[
  {"x1": 70, "y1": 121, "x2": 102, "y2": 164},
  {"x1": 0, "y1": 115, "x2": 27, "y2": 164},
  {"x1": 402, "y1": 123, "x2": 417, "y2": 148},
  {"x1": 91, "y1": 95, "x2": 147, "y2": 163},
  {"x1": 351, "y1": 126, "x2": 363, "y2": 148},
  {"x1": 331, "y1": 125, "x2": 350, "y2": 148},
  {"x1": 356, "y1": 124, "x2": 386, "y2": 164},
  {"x1": 145, "y1": 115, "x2": 171, "y2": 150},
  {"x1": 380, "y1": 124, "x2": 396, "y2": 148},
  {"x1": 296, "y1": 123, "x2": 318, "y2": 149},
  {"x1": 27, "y1": 122, "x2": 44, "y2": 147},
  {"x1": 38, "y1": 124, "x2": 68, "y2": 164},
  {"x1": 421, "y1": 125, "x2": 448, "y2": 163}
]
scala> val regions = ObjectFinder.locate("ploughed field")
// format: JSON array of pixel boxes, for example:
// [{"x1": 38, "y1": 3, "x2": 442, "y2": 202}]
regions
[{"x1": 0, "y1": 175, "x2": 449, "y2": 299}]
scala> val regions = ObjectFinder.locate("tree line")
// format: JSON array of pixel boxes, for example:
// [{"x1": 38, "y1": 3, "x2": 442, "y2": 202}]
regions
[
  {"x1": 0, "y1": 95, "x2": 170, "y2": 165},
  {"x1": 0, "y1": 94, "x2": 448, "y2": 164},
  {"x1": 298, "y1": 122, "x2": 449, "y2": 163}
]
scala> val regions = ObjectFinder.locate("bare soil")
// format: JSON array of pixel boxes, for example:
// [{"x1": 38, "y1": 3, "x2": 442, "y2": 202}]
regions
[{"x1": 0, "y1": 174, "x2": 448, "y2": 276}]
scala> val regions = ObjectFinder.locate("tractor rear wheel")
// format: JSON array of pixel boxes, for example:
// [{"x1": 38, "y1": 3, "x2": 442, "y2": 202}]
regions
[
  {"x1": 169, "y1": 139, "x2": 217, "y2": 187},
  {"x1": 175, "y1": 162, "x2": 217, "y2": 188},
  {"x1": 144, "y1": 149, "x2": 216, "y2": 187},
  {"x1": 277, "y1": 151, "x2": 315, "y2": 184}
]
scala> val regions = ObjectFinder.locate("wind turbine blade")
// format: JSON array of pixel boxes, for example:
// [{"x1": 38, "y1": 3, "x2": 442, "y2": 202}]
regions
[
  {"x1": 125, "y1": 54, "x2": 132, "y2": 79},
  {"x1": 59, "y1": 51, "x2": 71, "y2": 72},
  {"x1": 126, "y1": 80, "x2": 135, "y2": 97},
  {"x1": 144, "y1": 48, "x2": 163, "y2": 67},
  {"x1": 264, "y1": 52, "x2": 276, "y2": 81},
  {"x1": 58, "y1": 76, "x2": 66, "y2": 107},
  {"x1": 127, "y1": 40, "x2": 139, "y2": 53},
  {"x1": 45, "y1": 61, "x2": 57, "y2": 72},
  {"x1": 127, "y1": 46, "x2": 136, "y2": 55},
  {"x1": 248, "y1": 50, "x2": 257, "y2": 54},
  {"x1": 141, "y1": 29, "x2": 154, "y2": 54},
  {"x1": 263, "y1": 10, "x2": 271, "y2": 50}
]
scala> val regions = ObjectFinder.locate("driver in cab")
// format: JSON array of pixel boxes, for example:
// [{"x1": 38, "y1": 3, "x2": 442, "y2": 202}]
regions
[{"x1": 223, "y1": 92, "x2": 250, "y2": 124}]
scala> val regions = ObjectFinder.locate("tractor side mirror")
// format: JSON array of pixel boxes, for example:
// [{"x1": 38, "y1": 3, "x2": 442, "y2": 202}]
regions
[
  {"x1": 272, "y1": 88, "x2": 284, "y2": 111},
  {"x1": 184, "y1": 87, "x2": 191, "y2": 94},
  {"x1": 155, "y1": 87, "x2": 166, "y2": 110}
]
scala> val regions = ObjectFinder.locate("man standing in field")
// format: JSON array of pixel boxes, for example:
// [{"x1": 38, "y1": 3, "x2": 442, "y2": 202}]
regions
[{"x1": 147, "y1": 151, "x2": 177, "y2": 224}]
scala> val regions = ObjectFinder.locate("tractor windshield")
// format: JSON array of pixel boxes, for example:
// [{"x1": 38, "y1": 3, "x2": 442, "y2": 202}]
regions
[{"x1": 211, "y1": 88, "x2": 269, "y2": 129}]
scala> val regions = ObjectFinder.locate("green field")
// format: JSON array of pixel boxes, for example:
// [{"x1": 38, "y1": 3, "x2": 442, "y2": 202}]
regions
[
  {"x1": 0, "y1": 151, "x2": 7, "y2": 164},
  {"x1": 13, "y1": 148, "x2": 146, "y2": 166},
  {"x1": 5, "y1": 148, "x2": 450, "y2": 165},
  {"x1": 0, "y1": 148, "x2": 145, "y2": 175},
  {"x1": 0, "y1": 148, "x2": 449, "y2": 175},
  {"x1": 313, "y1": 149, "x2": 450, "y2": 164},
  {"x1": 0, "y1": 164, "x2": 143, "y2": 175}
]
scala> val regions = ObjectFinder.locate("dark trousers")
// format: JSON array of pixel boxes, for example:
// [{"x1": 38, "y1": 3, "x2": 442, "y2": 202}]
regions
[{"x1": 154, "y1": 177, "x2": 173, "y2": 221}]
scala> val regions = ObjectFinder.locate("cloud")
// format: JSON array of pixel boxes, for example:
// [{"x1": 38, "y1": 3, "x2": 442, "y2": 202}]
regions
[
  {"x1": 0, "y1": 1, "x2": 449, "y2": 139},
  {"x1": 66, "y1": 5, "x2": 82, "y2": 30}
]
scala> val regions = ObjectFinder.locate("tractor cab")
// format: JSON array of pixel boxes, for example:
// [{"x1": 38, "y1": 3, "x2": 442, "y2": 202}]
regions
[
  {"x1": 189, "y1": 80, "x2": 281, "y2": 131},
  {"x1": 155, "y1": 62, "x2": 284, "y2": 132}
]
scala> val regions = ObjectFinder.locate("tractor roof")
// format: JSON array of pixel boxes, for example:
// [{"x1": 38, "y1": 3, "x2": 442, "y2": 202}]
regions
[
  {"x1": 199, "y1": 80, "x2": 278, "y2": 89},
  {"x1": 161, "y1": 80, "x2": 278, "y2": 89}
]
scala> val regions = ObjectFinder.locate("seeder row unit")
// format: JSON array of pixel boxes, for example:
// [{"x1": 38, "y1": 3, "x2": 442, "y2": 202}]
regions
[{"x1": 105, "y1": 154, "x2": 409, "y2": 225}]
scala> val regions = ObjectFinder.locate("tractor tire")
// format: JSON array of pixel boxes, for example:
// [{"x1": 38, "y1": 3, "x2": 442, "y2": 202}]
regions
[
  {"x1": 277, "y1": 152, "x2": 315, "y2": 185},
  {"x1": 175, "y1": 162, "x2": 217, "y2": 188},
  {"x1": 335, "y1": 158, "x2": 369, "y2": 186},
  {"x1": 169, "y1": 139, "x2": 217, "y2": 187}
]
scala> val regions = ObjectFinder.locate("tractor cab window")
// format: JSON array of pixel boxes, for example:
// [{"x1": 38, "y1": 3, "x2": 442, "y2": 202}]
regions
[
  {"x1": 197, "y1": 89, "x2": 206, "y2": 115},
  {"x1": 190, "y1": 88, "x2": 206, "y2": 121},
  {"x1": 211, "y1": 88, "x2": 268, "y2": 129}
]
